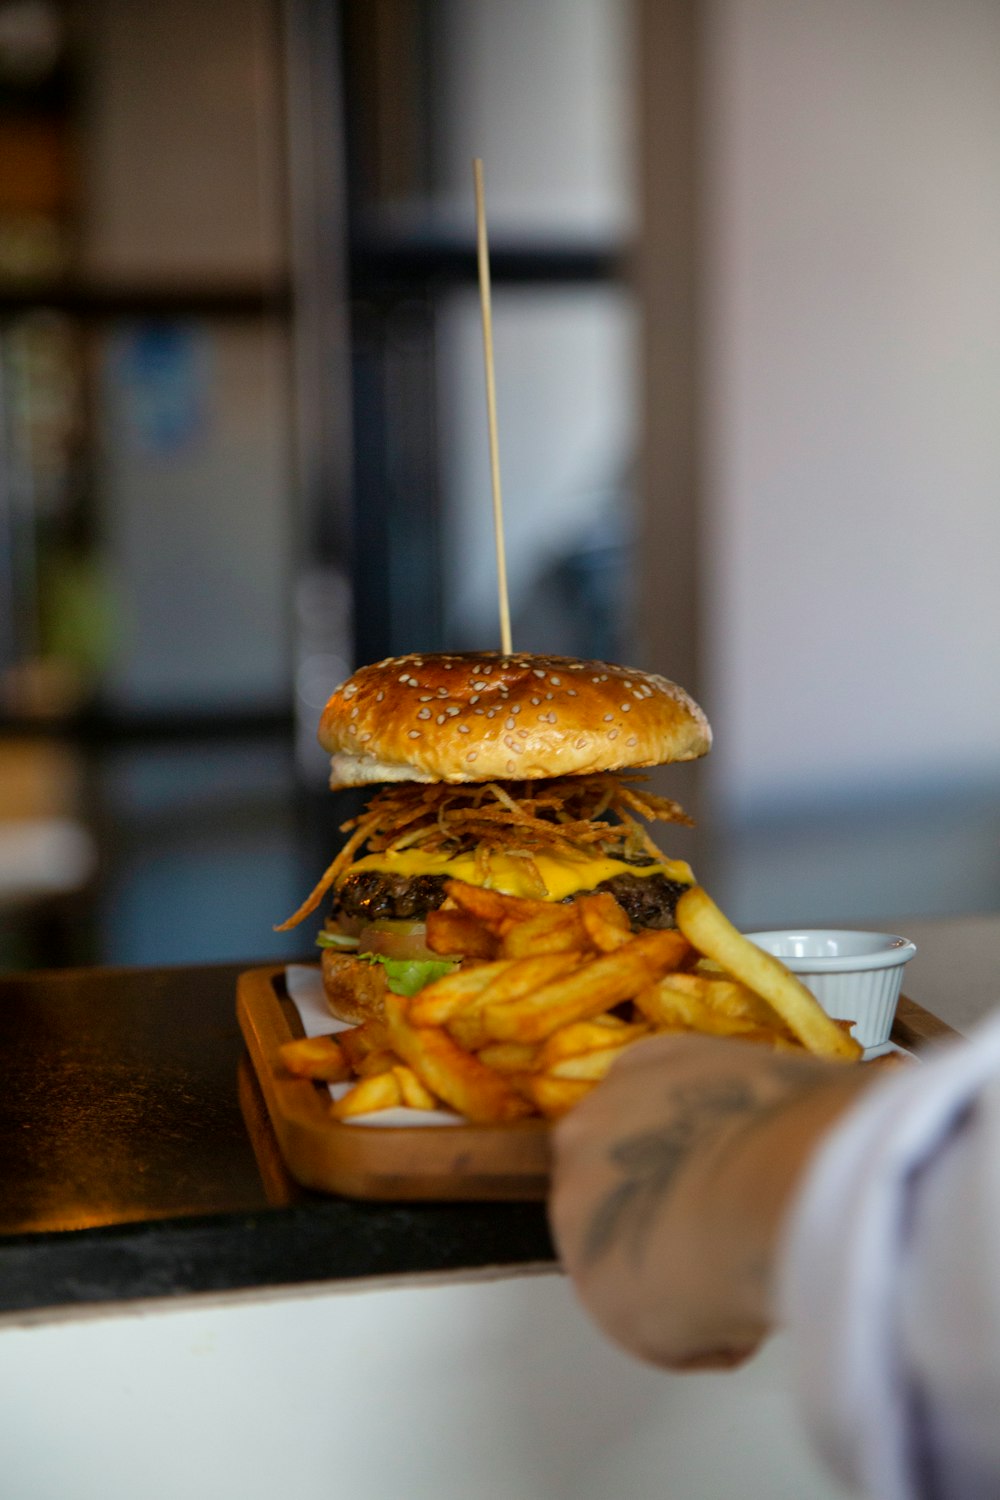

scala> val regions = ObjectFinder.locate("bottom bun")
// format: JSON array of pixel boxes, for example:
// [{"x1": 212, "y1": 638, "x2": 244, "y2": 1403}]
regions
[{"x1": 320, "y1": 947, "x2": 388, "y2": 1024}]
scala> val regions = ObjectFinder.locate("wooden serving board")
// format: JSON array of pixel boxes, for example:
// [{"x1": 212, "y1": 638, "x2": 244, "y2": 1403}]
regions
[
  {"x1": 237, "y1": 967, "x2": 550, "y2": 1201},
  {"x1": 237, "y1": 967, "x2": 958, "y2": 1203}
]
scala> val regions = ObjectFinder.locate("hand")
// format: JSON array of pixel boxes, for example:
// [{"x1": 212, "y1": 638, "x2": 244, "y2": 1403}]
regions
[{"x1": 548, "y1": 1033, "x2": 870, "y2": 1369}]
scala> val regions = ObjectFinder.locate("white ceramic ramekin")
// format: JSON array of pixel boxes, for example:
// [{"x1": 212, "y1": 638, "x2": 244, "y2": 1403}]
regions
[{"x1": 745, "y1": 929, "x2": 917, "y2": 1050}]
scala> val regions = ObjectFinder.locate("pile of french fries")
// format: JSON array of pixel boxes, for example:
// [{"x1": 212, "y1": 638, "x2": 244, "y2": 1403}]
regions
[{"x1": 279, "y1": 881, "x2": 862, "y2": 1124}]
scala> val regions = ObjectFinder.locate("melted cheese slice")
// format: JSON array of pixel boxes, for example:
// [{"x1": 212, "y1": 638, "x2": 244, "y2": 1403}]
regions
[{"x1": 347, "y1": 847, "x2": 694, "y2": 902}]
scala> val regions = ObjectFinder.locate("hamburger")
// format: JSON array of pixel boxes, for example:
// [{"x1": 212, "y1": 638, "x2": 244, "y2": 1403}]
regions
[{"x1": 277, "y1": 651, "x2": 711, "y2": 1023}]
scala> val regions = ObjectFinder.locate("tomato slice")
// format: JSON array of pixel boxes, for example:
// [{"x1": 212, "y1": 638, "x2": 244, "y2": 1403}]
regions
[{"x1": 357, "y1": 920, "x2": 438, "y2": 961}]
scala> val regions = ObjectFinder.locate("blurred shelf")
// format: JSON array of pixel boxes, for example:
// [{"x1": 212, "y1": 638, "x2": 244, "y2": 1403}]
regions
[
  {"x1": 0, "y1": 277, "x2": 292, "y2": 320},
  {"x1": 0, "y1": 705, "x2": 295, "y2": 744},
  {"x1": 348, "y1": 234, "x2": 624, "y2": 290}
]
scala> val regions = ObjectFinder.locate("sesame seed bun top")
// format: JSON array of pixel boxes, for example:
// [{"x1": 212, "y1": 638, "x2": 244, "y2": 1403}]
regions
[{"x1": 318, "y1": 652, "x2": 711, "y2": 788}]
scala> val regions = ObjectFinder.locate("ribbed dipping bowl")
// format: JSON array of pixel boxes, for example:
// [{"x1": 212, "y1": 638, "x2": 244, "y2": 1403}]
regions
[{"x1": 745, "y1": 929, "x2": 917, "y2": 1051}]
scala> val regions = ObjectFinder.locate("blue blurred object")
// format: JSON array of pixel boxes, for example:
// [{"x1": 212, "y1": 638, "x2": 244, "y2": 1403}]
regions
[{"x1": 108, "y1": 323, "x2": 211, "y2": 458}]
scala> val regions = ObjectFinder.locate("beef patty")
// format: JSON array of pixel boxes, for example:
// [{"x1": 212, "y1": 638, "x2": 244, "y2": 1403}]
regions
[{"x1": 332, "y1": 863, "x2": 687, "y2": 930}]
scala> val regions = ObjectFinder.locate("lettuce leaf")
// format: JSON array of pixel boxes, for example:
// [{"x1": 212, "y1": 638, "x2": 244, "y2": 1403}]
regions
[
  {"x1": 314, "y1": 933, "x2": 456, "y2": 996},
  {"x1": 365, "y1": 955, "x2": 458, "y2": 996}
]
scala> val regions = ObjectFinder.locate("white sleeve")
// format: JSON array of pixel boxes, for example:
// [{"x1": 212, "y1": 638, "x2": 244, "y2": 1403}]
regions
[{"x1": 777, "y1": 1012, "x2": 1000, "y2": 1500}]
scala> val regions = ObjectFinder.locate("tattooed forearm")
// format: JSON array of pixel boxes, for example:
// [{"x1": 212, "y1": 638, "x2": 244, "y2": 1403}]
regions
[{"x1": 581, "y1": 1063, "x2": 826, "y2": 1269}]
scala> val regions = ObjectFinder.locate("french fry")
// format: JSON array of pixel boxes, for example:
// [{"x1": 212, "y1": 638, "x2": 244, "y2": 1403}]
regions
[
  {"x1": 391, "y1": 1064, "x2": 439, "y2": 1110},
  {"x1": 534, "y1": 1016, "x2": 647, "y2": 1072},
  {"x1": 674, "y1": 886, "x2": 862, "y2": 1061},
  {"x1": 382, "y1": 994, "x2": 532, "y2": 1124},
  {"x1": 439, "y1": 953, "x2": 582, "y2": 1052},
  {"x1": 655, "y1": 970, "x2": 780, "y2": 1029},
  {"x1": 278, "y1": 1034, "x2": 352, "y2": 1082},
  {"x1": 498, "y1": 905, "x2": 584, "y2": 958},
  {"x1": 475, "y1": 1041, "x2": 540, "y2": 1074},
  {"x1": 575, "y1": 892, "x2": 634, "y2": 952},
  {"x1": 444, "y1": 879, "x2": 552, "y2": 929},
  {"x1": 741, "y1": 1028, "x2": 810, "y2": 1052},
  {"x1": 408, "y1": 960, "x2": 518, "y2": 1027},
  {"x1": 481, "y1": 929, "x2": 692, "y2": 1044},
  {"x1": 445, "y1": 1009, "x2": 495, "y2": 1053},
  {"x1": 337, "y1": 1019, "x2": 391, "y2": 1070},
  {"x1": 693, "y1": 956, "x2": 726, "y2": 975},
  {"x1": 331, "y1": 1070, "x2": 402, "y2": 1119},
  {"x1": 425, "y1": 907, "x2": 499, "y2": 959},
  {"x1": 637, "y1": 970, "x2": 783, "y2": 1024},
  {"x1": 476, "y1": 952, "x2": 582, "y2": 1007},
  {"x1": 548, "y1": 1045, "x2": 632, "y2": 1082},
  {"x1": 636, "y1": 978, "x2": 770, "y2": 1039},
  {"x1": 520, "y1": 1075, "x2": 594, "y2": 1119},
  {"x1": 354, "y1": 1048, "x2": 400, "y2": 1077},
  {"x1": 692, "y1": 975, "x2": 783, "y2": 1027}
]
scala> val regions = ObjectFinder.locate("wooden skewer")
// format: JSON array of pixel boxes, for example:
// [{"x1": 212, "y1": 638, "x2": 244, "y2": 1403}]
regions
[{"x1": 473, "y1": 157, "x2": 512, "y2": 656}]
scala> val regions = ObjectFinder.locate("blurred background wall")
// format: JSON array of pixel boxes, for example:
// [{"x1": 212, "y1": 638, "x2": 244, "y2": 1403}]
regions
[
  {"x1": 703, "y1": 0, "x2": 1000, "y2": 814},
  {"x1": 641, "y1": 0, "x2": 1000, "y2": 927},
  {"x1": 1, "y1": 0, "x2": 997, "y2": 970}
]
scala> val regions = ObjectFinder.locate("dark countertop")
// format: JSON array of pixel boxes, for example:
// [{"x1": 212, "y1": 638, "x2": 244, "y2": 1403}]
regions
[{"x1": 0, "y1": 961, "x2": 554, "y2": 1316}]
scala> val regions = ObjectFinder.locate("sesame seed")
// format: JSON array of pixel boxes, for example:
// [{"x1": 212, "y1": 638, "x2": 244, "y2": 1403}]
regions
[
  {"x1": 466, "y1": 751, "x2": 478, "y2": 762},
  {"x1": 458, "y1": 724, "x2": 470, "y2": 734},
  {"x1": 621, "y1": 704, "x2": 631, "y2": 713},
  {"x1": 550, "y1": 676, "x2": 561, "y2": 686},
  {"x1": 505, "y1": 717, "x2": 515, "y2": 730},
  {"x1": 567, "y1": 689, "x2": 577, "y2": 697},
  {"x1": 360, "y1": 731, "x2": 372, "y2": 743},
  {"x1": 608, "y1": 729, "x2": 619, "y2": 740},
  {"x1": 472, "y1": 681, "x2": 487, "y2": 691},
  {"x1": 343, "y1": 683, "x2": 357, "y2": 698},
  {"x1": 627, "y1": 735, "x2": 638, "y2": 747},
  {"x1": 443, "y1": 663, "x2": 453, "y2": 670},
  {"x1": 474, "y1": 708, "x2": 485, "y2": 716},
  {"x1": 470, "y1": 695, "x2": 480, "y2": 705},
  {"x1": 575, "y1": 736, "x2": 587, "y2": 749},
  {"x1": 511, "y1": 703, "x2": 521, "y2": 714},
  {"x1": 603, "y1": 713, "x2": 614, "y2": 722},
  {"x1": 545, "y1": 693, "x2": 553, "y2": 701},
  {"x1": 419, "y1": 695, "x2": 433, "y2": 702},
  {"x1": 482, "y1": 665, "x2": 493, "y2": 674},
  {"x1": 531, "y1": 697, "x2": 540, "y2": 706},
  {"x1": 350, "y1": 706, "x2": 359, "y2": 718},
  {"x1": 533, "y1": 669, "x2": 546, "y2": 679},
  {"x1": 418, "y1": 708, "x2": 431, "y2": 720},
  {"x1": 376, "y1": 691, "x2": 384, "y2": 702},
  {"x1": 438, "y1": 687, "x2": 449, "y2": 697},
  {"x1": 447, "y1": 706, "x2": 460, "y2": 716},
  {"x1": 348, "y1": 724, "x2": 357, "y2": 735},
  {"x1": 408, "y1": 729, "x2": 421, "y2": 739},
  {"x1": 487, "y1": 709, "x2": 496, "y2": 718},
  {"x1": 624, "y1": 681, "x2": 632, "y2": 689},
  {"x1": 506, "y1": 761, "x2": 515, "y2": 773}
]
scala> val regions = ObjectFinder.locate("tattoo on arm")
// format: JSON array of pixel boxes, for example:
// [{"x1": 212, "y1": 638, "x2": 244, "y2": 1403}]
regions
[{"x1": 581, "y1": 1062, "x2": 823, "y2": 1269}]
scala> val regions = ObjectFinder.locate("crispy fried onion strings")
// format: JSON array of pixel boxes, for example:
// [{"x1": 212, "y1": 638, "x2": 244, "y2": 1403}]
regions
[{"x1": 275, "y1": 775, "x2": 691, "y2": 931}]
